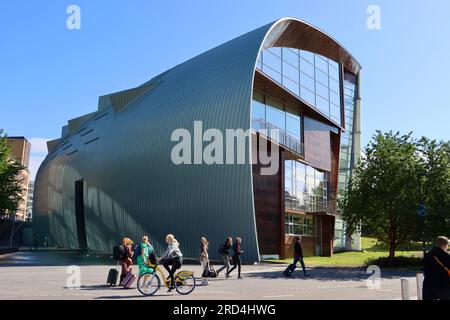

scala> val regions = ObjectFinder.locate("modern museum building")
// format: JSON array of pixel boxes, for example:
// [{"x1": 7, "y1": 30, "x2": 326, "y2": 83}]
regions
[{"x1": 34, "y1": 17, "x2": 362, "y2": 262}]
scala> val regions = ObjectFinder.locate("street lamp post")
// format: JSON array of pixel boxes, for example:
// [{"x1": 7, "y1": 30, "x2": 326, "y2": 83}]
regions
[{"x1": 9, "y1": 214, "x2": 16, "y2": 249}]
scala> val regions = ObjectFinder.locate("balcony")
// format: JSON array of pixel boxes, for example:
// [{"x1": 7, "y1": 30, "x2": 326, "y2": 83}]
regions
[{"x1": 251, "y1": 118, "x2": 304, "y2": 157}]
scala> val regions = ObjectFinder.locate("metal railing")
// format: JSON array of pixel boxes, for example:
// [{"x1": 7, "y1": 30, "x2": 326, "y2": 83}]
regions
[
  {"x1": 285, "y1": 197, "x2": 337, "y2": 214},
  {"x1": 251, "y1": 118, "x2": 304, "y2": 157}
]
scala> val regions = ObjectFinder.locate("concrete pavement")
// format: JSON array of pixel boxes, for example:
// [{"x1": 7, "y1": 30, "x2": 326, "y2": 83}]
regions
[{"x1": 0, "y1": 251, "x2": 421, "y2": 300}]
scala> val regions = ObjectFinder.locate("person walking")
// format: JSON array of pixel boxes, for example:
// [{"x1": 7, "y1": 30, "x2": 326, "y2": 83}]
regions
[
  {"x1": 199, "y1": 236, "x2": 210, "y2": 286},
  {"x1": 227, "y1": 237, "x2": 243, "y2": 279},
  {"x1": 119, "y1": 237, "x2": 134, "y2": 284},
  {"x1": 292, "y1": 236, "x2": 310, "y2": 276},
  {"x1": 136, "y1": 235, "x2": 154, "y2": 275},
  {"x1": 423, "y1": 236, "x2": 450, "y2": 300},
  {"x1": 216, "y1": 237, "x2": 232, "y2": 278},
  {"x1": 160, "y1": 234, "x2": 183, "y2": 292}
]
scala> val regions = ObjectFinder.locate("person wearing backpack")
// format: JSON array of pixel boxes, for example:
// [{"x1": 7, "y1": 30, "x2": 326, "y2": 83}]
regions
[
  {"x1": 199, "y1": 236, "x2": 210, "y2": 285},
  {"x1": 423, "y1": 236, "x2": 450, "y2": 300},
  {"x1": 227, "y1": 237, "x2": 244, "y2": 279},
  {"x1": 159, "y1": 234, "x2": 183, "y2": 292},
  {"x1": 136, "y1": 235, "x2": 154, "y2": 275},
  {"x1": 216, "y1": 237, "x2": 232, "y2": 279},
  {"x1": 119, "y1": 237, "x2": 134, "y2": 284}
]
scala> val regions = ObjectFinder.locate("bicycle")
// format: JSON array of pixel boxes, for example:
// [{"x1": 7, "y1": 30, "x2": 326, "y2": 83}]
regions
[{"x1": 137, "y1": 260, "x2": 196, "y2": 296}]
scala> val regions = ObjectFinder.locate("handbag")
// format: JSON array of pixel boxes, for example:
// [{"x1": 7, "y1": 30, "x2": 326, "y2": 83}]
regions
[
  {"x1": 202, "y1": 262, "x2": 217, "y2": 278},
  {"x1": 433, "y1": 256, "x2": 450, "y2": 277}
]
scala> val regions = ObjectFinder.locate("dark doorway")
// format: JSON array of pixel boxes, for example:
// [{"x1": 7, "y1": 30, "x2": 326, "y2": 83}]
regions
[{"x1": 75, "y1": 180, "x2": 88, "y2": 249}]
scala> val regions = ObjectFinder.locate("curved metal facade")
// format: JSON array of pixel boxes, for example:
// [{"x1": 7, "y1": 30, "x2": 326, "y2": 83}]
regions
[{"x1": 33, "y1": 18, "x2": 360, "y2": 262}]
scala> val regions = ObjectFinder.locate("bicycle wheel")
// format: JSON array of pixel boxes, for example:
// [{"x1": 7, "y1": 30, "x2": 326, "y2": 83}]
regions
[
  {"x1": 175, "y1": 274, "x2": 196, "y2": 295},
  {"x1": 137, "y1": 272, "x2": 160, "y2": 296}
]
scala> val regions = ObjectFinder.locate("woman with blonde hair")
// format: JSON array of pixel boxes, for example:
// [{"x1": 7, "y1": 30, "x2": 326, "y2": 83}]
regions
[
  {"x1": 199, "y1": 236, "x2": 210, "y2": 285},
  {"x1": 159, "y1": 234, "x2": 183, "y2": 292},
  {"x1": 119, "y1": 237, "x2": 134, "y2": 284}
]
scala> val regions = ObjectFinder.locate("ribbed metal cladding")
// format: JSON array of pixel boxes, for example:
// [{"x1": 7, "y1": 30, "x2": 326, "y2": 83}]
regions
[{"x1": 33, "y1": 21, "x2": 275, "y2": 263}]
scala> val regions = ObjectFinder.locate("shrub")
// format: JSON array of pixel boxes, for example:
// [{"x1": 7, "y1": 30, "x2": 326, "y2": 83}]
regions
[{"x1": 365, "y1": 256, "x2": 423, "y2": 269}]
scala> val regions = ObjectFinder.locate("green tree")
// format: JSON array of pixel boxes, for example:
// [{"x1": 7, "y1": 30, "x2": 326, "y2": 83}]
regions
[
  {"x1": 0, "y1": 129, "x2": 25, "y2": 218},
  {"x1": 416, "y1": 138, "x2": 450, "y2": 242},
  {"x1": 340, "y1": 131, "x2": 422, "y2": 264}
]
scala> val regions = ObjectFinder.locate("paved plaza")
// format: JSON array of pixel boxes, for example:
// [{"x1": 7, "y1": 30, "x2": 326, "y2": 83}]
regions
[{"x1": 0, "y1": 251, "x2": 420, "y2": 300}]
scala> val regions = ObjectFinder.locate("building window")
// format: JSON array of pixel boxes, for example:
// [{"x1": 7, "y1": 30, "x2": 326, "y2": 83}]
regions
[
  {"x1": 251, "y1": 91, "x2": 303, "y2": 156},
  {"x1": 285, "y1": 214, "x2": 315, "y2": 236},
  {"x1": 284, "y1": 159, "x2": 330, "y2": 212},
  {"x1": 337, "y1": 72, "x2": 357, "y2": 195},
  {"x1": 257, "y1": 47, "x2": 342, "y2": 124}
]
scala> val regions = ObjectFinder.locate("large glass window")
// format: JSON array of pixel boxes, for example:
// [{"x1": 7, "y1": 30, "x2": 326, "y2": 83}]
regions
[
  {"x1": 251, "y1": 91, "x2": 303, "y2": 155},
  {"x1": 257, "y1": 47, "x2": 342, "y2": 124},
  {"x1": 337, "y1": 73, "x2": 357, "y2": 195},
  {"x1": 285, "y1": 214, "x2": 315, "y2": 236},
  {"x1": 284, "y1": 159, "x2": 330, "y2": 212}
]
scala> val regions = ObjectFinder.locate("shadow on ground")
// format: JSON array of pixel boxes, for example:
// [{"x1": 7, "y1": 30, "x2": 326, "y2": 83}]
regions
[{"x1": 244, "y1": 266, "x2": 417, "y2": 282}]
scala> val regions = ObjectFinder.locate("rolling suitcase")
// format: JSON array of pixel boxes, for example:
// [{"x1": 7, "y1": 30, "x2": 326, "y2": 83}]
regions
[
  {"x1": 107, "y1": 267, "x2": 119, "y2": 286},
  {"x1": 283, "y1": 263, "x2": 296, "y2": 277},
  {"x1": 120, "y1": 272, "x2": 136, "y2": 288}
]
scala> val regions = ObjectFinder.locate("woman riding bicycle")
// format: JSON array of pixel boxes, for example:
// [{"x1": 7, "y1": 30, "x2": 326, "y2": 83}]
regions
[{"x1": 159, "y1": 234, "x2": 183, "y2": 292}]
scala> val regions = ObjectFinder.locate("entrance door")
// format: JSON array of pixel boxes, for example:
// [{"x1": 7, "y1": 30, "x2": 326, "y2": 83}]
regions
[{"x1": 74, "y1": 180, "x2": 88, "y2": 249}]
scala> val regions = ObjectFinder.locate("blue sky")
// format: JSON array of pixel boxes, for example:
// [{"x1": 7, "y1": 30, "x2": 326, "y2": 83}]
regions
[{"x1": 1, "y1": 0, "x2": 449, "y2": 179}]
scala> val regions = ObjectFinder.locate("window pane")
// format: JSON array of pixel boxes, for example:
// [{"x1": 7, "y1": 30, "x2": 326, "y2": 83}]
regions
[
  {"x1": 315, "y1": 94, "x2": 330, "y2": 115},
  {"x1": 316, "y1": 81, "x2": 329, "y2": 100},
  {"x1": 300, "y1": 58, "x2": 314, "y2": 78},
  {"x1": 283, "y1": 48, "x2": 299, "y2": 68},
  {"x1": 266, "y1": 105, "x2": 285, "y2": 130},
  {"x1": 252, "y1": 100, "x2": 265, "y2": 122},
  {"x1": 286, "y1": 114, "x2": 300, "y2": 138},
  {"x1": 315, "y1": 68, "x2": 329, "y2": 87},
  {"x1": 315, "y1": 54, "x2": 329, "y2": 73},
  {"x1": 300, "y1": 50, "x2": 314, "y2": 65},
  {"x1": 300, "y1": 86, "x2": 315, "y2": 106},
  {"x1": 282, "y1": 76, "x2": 300, "y2": 96},
  {"x1": 283, "y1": 61, "x2": 299, "y2": 83}
]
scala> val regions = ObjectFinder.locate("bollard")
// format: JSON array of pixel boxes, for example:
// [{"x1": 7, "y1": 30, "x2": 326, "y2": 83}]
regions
[
  {"x1": 416, "y1": 273, "x2": 423, "y2": 300},
  {"x1": 401, "y1": 278, "x2": 410, "y2": 300}
]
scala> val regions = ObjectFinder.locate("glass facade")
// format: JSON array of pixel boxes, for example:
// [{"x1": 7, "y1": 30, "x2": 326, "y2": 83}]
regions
[
  {"x1": 285, "y1": 214, "x2": 315, "y2": 236},
  {"x1": 335, "y1": 74, "x2": 358, "y2": 250},
  {"x1": 338, "y1": 75, "x2": 356, "y2": 193},
  {"x1": 256, "y1": 47, "x2": 341, "y2": 124},
  {"x1": 285, "y1": 159, "x2": 329, "y2": 212},
  {"x1": 252, "y1": 90, "x2": 303, "y2": 155}
]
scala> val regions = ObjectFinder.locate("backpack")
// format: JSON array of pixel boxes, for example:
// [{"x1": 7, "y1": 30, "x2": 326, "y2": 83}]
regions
[
  {"x1": 112, "y1": 245, "x2": 125, "y2": 260},
  {"x1": 134, "y1": 244, "x2": 142, "y2": 258}
]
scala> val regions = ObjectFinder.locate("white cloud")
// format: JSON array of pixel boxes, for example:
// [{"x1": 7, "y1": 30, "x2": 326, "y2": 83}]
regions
[
  {"x1": 28, "y1": 137, "x2": 50, "y2": 180},
  {"x1": 28, "y1": 137, "x2": 49, "y2": 155},
  {"x1": 28, "y1": 155, "x2": 46, "y2": 181}
]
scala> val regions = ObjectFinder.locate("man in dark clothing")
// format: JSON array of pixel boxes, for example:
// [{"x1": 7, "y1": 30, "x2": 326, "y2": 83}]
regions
[
  {"x1": 228, "y1": 237, "x2": 243, "y2": 279},
  {"x1": 293, "y1": 236, "x2": 309, "y2": 276},
  {"x1": 217, "y1": 237, "x2": 232, "y2": 278},
  {"x1": 423, "y1": 236, "x2": 450, "y2": 300}
]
